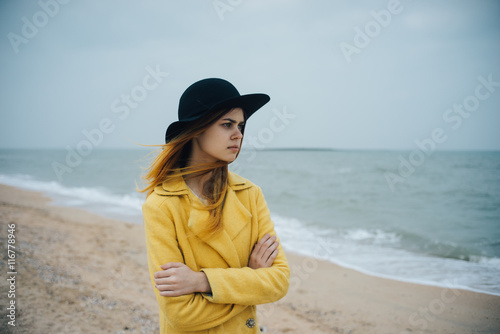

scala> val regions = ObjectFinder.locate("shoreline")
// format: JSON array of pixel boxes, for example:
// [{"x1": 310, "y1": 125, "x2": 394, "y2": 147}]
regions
[
  {"x1": 0, "y1": 167, "x2": 500, "y2": 296},
  {"x1": 6, "y1": 177, "x2": 499, "y2": 298},
  {"x1": 1, "y1": 184, "x2": 499, "y2": 333},
  {"x1": 297, "y1": 256, "x2": 500, "y2": 298},
  {"x1": 6, "y1": 177, "x2": 498, "y2": 298}
]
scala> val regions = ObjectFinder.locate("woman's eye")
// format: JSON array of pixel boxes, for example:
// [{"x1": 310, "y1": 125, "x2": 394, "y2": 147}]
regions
[{"x1": 223, "y1": 123, "x2": 231, "y2": 128}]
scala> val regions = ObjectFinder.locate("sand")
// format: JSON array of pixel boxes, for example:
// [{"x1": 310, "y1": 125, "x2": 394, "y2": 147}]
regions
[{"x1": 0, "y1": 184, "x2": 499, "y2": 333}]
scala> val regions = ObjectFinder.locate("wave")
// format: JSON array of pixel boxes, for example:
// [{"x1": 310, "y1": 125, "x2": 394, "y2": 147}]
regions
[
  {"x1": 342, "y1": 228, "x2": 401, "y2": 244},
  {"x1": 0, "y1": 173, "x2": 144, "y2": 222},
  {"x1": 271, "y1": 214, "x2": 500, "y2": 296},
  {"x1": 469, "y1": 256, "x2": 500, "y2": 268},
  {"x1": 2, "y1": 172, "x2": 499, "y2": 295}
]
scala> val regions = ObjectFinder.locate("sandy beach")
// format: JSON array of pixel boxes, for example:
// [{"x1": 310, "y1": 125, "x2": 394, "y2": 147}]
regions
[{"x1": 1, "y1": 184, "x2": 499, "y2": 333}]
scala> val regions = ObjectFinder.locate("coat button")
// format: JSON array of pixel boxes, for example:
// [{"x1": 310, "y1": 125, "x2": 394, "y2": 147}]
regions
[{"x1": 246, "y1": 318, "x2": 256, "y2": 328}]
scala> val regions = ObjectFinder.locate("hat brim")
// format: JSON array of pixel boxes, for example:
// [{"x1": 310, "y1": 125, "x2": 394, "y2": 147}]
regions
[{"x1": 165, "y1": 93, "x2": 270, "y2": 143}]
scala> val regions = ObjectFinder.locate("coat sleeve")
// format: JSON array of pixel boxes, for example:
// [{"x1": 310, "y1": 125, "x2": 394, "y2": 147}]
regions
[
  {"x1": 142, "y1": 195, "x2": 247, "y2": 332},
  {"x1": 201, "y1": 186, "x2": 290, "y2": 305}
]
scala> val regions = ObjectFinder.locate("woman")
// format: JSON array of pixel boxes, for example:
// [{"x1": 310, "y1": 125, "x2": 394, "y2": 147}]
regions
[{"x1": 141, "y1": 78, "x2": 290, "y2": 333}]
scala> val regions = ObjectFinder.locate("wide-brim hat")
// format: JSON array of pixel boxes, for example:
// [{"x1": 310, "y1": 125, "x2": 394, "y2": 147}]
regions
[{"x1": 165, "y1": 78, "x2": 270, "y2": 143}]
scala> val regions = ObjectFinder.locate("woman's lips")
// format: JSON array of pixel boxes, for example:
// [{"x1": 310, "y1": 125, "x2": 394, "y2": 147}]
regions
[{"x1": 228, "y1": 146, "x2": 239, "y2": 152}]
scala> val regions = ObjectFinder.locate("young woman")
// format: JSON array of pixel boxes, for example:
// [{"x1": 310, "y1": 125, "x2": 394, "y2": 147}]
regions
[{"x1": 141, "y1": 78, "x2": 290, "y2": 333}]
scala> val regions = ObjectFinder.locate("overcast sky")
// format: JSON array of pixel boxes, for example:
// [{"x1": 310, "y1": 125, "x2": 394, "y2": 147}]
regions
[{"x1": 1, "y1": 0, "x2": 499, "y2": 151}]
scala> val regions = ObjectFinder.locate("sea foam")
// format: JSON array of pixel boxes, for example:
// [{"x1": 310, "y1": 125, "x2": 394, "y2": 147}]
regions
[{"x1": 0, "y1": 174, "x2": 144, "y2": 222}]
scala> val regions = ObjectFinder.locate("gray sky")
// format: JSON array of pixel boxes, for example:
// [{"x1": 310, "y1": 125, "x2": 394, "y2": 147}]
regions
[{"x1": 1, "y1": 0, "x2": 499, "y2": 150}]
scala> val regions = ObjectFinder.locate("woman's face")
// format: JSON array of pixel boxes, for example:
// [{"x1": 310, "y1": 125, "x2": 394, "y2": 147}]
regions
[{"x1": 191, "y1": 108, "x2": 245, "y2": 163}]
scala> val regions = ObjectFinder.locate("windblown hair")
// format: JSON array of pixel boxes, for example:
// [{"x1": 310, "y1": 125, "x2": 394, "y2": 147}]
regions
[{"x1": 139, "y1": 108, "x2": 244, "y2": 236}]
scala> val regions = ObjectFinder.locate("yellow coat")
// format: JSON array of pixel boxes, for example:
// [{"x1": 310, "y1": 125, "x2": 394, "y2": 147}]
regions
[{"x1": 142, "y1": 171, "x2": 290, "y2": 333}]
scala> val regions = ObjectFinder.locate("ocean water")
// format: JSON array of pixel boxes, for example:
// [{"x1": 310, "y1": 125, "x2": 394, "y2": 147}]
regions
[{"x1": 0, "y1": 148, "x2": 499, "y2": 295}]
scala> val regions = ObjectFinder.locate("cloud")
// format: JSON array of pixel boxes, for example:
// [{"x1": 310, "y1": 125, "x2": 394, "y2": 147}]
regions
[{"x1": 1, "y1": 0, "x2": 499, "y2": 150}]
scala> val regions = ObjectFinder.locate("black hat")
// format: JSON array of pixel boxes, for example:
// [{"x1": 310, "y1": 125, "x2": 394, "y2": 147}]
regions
[{"x1": 165, "y1": 78, "x2": 270, "y2": 143}]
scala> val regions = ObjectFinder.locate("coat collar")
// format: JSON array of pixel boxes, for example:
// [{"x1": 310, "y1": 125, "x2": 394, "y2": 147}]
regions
[
  {"x1": 153, "y1": 171, "x2": 253, "y2": 268},
  {"x1": 154, "y1": 171, "x2": 252, "y2": 196},
  {"x1": 186, "y1": 186, "x2": 252, "y2": 267}
]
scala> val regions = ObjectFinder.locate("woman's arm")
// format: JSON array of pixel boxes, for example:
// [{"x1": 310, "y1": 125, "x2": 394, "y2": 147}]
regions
[
  {"x1": 200, "y1": 186, "x2": 290, "y2": 305},
  {"x1": 154, "y1": 262, "x2": 211, "y2": 296},
  {"x1": 154, "y1": 233, "x2": 279, "y2": 296},
  {"x1": 143, "y1": 195, "x2": 247, "y2": 332}
]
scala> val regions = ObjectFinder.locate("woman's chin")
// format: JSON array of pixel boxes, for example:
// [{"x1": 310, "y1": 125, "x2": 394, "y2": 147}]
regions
[
  {"x1": 223, "y1": 155, "x2": 238, "y2": 163},
  {"x1": 220, "y1": 152, "x2": 238, "y2": 162}
]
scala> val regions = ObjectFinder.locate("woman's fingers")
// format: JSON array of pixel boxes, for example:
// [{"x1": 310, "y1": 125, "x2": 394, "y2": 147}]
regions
[
  {"x1": 249, "y1": 234, "x2": 280, "y2": 269},
  {"x1": 257, "y1": 234, "x2": 276, "y2": 257},
  {"x1": 159, "y1": 290, "x2": 182, "y2": 297},
  {"x1": 160, "y1": 262, "x2": 185, "y2": 270},
  {"x1": 154, "y1": 262, "x2": 206, "y2": 297},
  {"x1": 263, "y1": 240, "x2": 279, "y2": 263},
  {"x1": 266, "y1": 248, "x2": 279, "y2": 266},
  {"x1": 154, "y1": 262, "x2": 186, "y2": 279},
  {"x1": 154, "y1": 263, "x2": 183, "y2": 288},
  {"x1": 254, "y1": 233, "x2": 270, "y2": 253},
  {"x1": 154, "y1": 276, "x2": 175, "y2": 287}
]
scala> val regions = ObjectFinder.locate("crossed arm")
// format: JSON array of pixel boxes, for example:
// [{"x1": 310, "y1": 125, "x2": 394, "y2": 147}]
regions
[
  {"x1": 153, "y1": 233, "x2": 280, "y2": 297},
  {"x1": 143, "y1": 187, "x2": 289, "y2": 331}
]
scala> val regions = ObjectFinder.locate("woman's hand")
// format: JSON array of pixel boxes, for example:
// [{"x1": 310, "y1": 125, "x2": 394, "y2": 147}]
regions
[
  {"x1": 249, "y1": 233, "x2": 279, "y2": 269},
  {"x1": 154, "y1": 262, "x2": 211, "y2": 297}
]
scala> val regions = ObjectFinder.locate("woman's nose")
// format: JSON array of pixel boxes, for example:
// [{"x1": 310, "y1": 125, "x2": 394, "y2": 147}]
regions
[{"x1": 232, "y1": 128, "x2": 243, "y2": 139}]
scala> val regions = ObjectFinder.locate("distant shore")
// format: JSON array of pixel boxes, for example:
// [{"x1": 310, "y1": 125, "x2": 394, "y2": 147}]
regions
[
  {"x1": 252, "y1": 147, "x2": 500, "y2": 153},
  {"x1": 1, "y1": 184, "x2": 499, "y2": 333}
]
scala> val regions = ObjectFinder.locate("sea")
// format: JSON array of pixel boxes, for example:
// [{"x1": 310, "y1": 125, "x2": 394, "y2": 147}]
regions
[{"x1": 0, "y1": 148, "x2": 499, "y2": 296}]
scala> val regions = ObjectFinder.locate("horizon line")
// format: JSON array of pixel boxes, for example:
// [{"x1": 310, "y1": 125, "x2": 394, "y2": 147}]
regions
[{"x1": 0, "y1": 146, "x2": 499, "y2": 153}]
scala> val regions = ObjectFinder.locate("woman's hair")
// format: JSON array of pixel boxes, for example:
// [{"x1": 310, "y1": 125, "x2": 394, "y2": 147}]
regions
[{"x1": 139, "y1": 108, "x2": 245, "y2": 236}]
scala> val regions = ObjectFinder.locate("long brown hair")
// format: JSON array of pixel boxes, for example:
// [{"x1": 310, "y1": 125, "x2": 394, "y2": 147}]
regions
[{"x1": 139, "y1": 108, "x2": 244, "y2": 235}]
